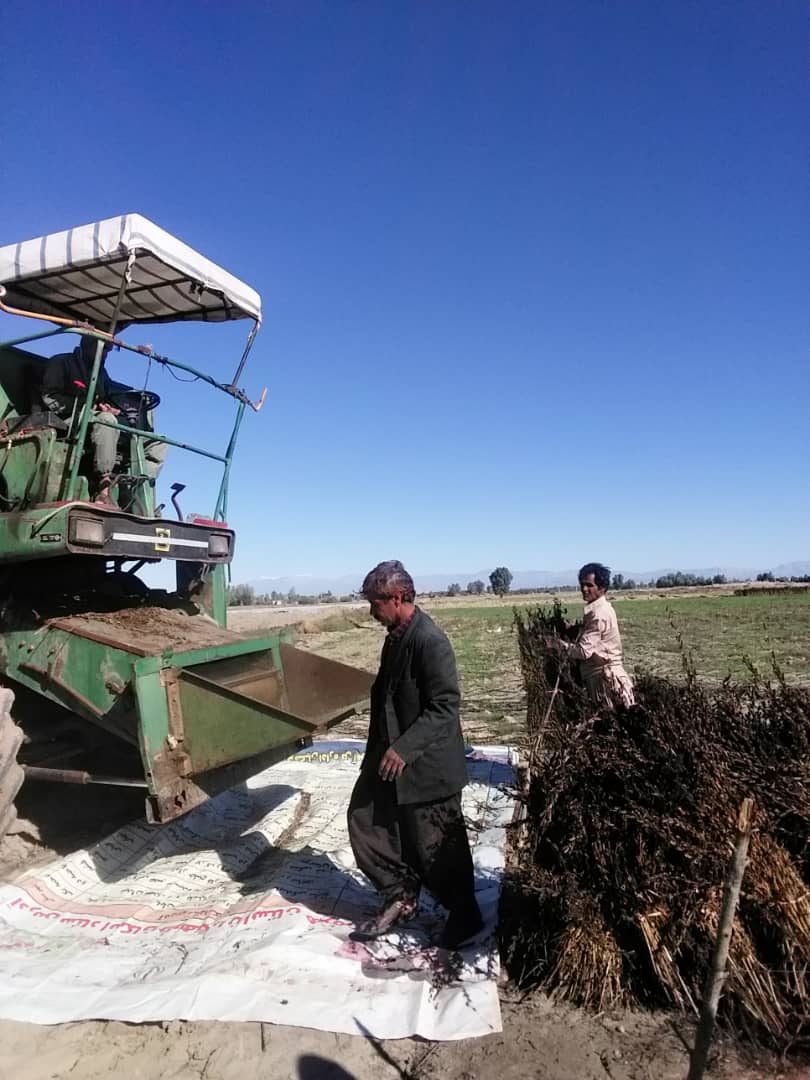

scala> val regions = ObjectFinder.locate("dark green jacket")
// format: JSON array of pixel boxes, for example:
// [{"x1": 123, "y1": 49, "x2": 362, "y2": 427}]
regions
[
  {"x1": 363, "y1": 607, "x2": 468, "y2": 804},
  {"x1": 40, "y1": 348, "x2": 114, "y2": 417}
]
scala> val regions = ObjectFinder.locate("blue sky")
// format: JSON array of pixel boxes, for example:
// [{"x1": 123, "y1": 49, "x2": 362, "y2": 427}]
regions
[{"x1": 1, "y1": 2, "x2": 807, "y2": 583}]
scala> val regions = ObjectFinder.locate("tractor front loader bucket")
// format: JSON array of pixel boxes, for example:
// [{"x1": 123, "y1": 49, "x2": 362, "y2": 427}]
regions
[
  {"x1": 3, "y1": 606, "x2": 374, "y2": 824},
  {"x1": 142, "y1": 640, "x2": 374, "y2": 823}
]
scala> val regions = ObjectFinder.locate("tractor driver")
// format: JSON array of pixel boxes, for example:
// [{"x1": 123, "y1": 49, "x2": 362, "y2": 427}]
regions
[
  {"x1": 41, "y1": 335, "x2": 121, "y2": 506},
  {"x1": 41, "y1": 335, "x2": 166, "y2": 507}
]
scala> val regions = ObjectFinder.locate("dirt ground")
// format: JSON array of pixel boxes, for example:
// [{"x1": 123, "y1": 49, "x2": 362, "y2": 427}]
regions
[
  {"x1": 0, "y1": 605, "x2": 804, "y2": 1079},
  {"x1": 1, "y1": 758, "x2": 799, "y2": 1080},
  {"x1": 1, "y1": 992, "x2": 794, "y2": 1080}
]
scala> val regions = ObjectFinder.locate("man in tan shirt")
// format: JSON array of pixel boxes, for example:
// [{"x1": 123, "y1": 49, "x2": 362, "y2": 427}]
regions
[{"x1": 558, "y1": 562, "x2": 635, "y2": 707}]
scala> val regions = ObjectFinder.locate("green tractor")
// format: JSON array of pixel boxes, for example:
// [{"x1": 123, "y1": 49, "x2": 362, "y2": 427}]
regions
[{"x1": 0, "y1": 214, "x2": 372, "y2": 839}]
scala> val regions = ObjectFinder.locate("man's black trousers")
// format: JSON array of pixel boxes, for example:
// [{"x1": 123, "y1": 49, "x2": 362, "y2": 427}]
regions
[{"x1": 347, "y1": 770, "x2": 476, "y2": 913}]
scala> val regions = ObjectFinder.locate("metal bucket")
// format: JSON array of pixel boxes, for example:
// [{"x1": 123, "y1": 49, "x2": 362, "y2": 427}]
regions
[{"x1": 174, "y1": 643, "x2": 374, "y2": 774}]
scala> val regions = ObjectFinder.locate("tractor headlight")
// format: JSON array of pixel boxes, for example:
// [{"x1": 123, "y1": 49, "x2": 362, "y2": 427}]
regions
[
  {"x1": 208, "y1": 533, "x2": 230, "y2": 557},
  {"x1": 70, "y1": 516, "x2": 106, "y2": 547}
]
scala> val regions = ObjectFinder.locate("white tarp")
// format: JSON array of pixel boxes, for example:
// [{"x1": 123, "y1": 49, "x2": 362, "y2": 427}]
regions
[
  {"x1": 0, "y1": 742, "x2": 516, "y2": 1040},
  {"x1": 0, "y1": 214, "x2": 261, "y2": 325}
]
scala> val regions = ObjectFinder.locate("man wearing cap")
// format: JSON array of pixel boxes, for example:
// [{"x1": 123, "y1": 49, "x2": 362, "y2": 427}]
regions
[{"x1": 348, "y1": 559, "x2": 483, "y2": 949}]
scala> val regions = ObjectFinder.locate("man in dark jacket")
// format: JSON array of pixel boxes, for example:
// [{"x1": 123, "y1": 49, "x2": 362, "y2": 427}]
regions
[
  {"x1": 40, "y1": 335, "x2": 121, "y2": 505},
  {"x1": 348, "y1": 560, "x2": 483, "y2": 949},
  {"x1": 41, "y1": 334, "x2": 166, "y2": 506}
]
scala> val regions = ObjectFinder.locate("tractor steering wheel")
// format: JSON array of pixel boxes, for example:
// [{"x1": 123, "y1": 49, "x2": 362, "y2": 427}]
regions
[{"x1": 109, "y1": 389, "x2": 162, "y2": 428}]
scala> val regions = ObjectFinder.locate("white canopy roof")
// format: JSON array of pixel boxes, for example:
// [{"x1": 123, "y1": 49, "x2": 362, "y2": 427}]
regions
[{"x1": 0, "y1": 214, "x2": 261, "y2": 326}]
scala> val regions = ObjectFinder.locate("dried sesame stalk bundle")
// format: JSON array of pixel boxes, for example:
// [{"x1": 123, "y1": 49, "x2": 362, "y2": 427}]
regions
[{"x1": 503, "y1": 605, "x2": 810, "y2": 1052}]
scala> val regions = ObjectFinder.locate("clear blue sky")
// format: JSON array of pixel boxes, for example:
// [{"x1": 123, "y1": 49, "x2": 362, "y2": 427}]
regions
[{"x1": 1, "y1": 2, "x2": 807, "y2": 582}]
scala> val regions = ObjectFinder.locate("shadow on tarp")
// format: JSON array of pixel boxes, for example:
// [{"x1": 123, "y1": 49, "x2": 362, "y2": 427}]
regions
[
  {"x1": 88, "y1": 782, "x2": 299, "y2": 883},
  {"x1": 240, "y1": 836, "x2": 503, "y2": 993},
  {"x1": 81, "y1": 738, "x2": 511, "y2": 971},
  {"x1": 75, "y1": 743, "x2": 362, "y2": 883},
  {"x1": 235, "y1": 742, "x2": 511, "y2": 966}
]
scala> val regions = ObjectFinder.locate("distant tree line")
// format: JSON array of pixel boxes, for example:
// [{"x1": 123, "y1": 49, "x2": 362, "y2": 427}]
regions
[
  {"x1": 227, "y1": 583, "x2": 256, "y2": 606},
  {"x1": 651, "y1": 572, "x2": 728, "y2": 589},
  {"x1": 444, "y1": 571, "x2": 514, "y2": 597},
  {"x1": 756, "y1": 572, "x2": 810, "y2": 583},
  {"x1": 233, "y1": 566, "x2": 810, "y2": 607},
  {"x1": 441, "y1": 568, "x2": 734, "y2": 596},
  {"x1": 445, "y1": 580, "x2": 488, "y2": 596},
  {"x1": 227, "y1": 585, "x2": 358, "y2": 607}
]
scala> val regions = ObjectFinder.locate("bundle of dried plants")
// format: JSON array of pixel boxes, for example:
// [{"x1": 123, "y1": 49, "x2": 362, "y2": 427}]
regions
[{"x1": 502, "y1": 604, "x2": 810, "y2": 1052}]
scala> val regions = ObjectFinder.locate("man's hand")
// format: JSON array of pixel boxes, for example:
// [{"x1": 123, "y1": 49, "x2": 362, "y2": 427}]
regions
[
  {"x1": 378, "y1": 747, "x2": 406, "y2": 782},
  {"x1": 98, "y1": 403, "x2": 120, "y2": 415}
]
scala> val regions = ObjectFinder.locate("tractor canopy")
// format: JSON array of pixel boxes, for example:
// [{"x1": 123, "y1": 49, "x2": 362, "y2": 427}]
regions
[
  {"x1": 0, "y1": 214, "x2": 266, "y2": 535},
  {"x1": 0, "y1": 213, "x2": 261, "y2": 327}
]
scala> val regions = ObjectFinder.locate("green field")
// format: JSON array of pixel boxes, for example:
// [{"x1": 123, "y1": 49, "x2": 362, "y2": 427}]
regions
[
  {"x1": 610, "y1": 591, "x2": 810, "y2": 682},
  {"x1": 305, "y1": 591, "x2": 810, "y2": 745}
]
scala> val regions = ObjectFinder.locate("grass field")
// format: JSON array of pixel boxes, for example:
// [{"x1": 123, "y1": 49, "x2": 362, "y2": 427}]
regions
[
  {"x1": 298, "y1": 590, "x2": 810, "y2": 745},
  {"x1": 612, "y1": 591, "x2": 810, "y2": 682}
]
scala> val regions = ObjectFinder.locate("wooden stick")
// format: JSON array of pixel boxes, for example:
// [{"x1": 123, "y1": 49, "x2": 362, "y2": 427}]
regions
[
  {"x1": 687, "y1": 797, "x2": 754, "y2": 1080},
  {"x1": 529, "y1": 670, "x2": 562, "y2": 766}
]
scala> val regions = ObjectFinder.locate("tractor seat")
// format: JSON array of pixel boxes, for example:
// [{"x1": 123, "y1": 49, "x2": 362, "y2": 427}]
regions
[{"x1": 2, "y1": 410, "x2": 68, "y2": 437}]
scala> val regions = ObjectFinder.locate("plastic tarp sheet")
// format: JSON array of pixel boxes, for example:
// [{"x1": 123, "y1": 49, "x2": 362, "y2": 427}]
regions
[
  {"x1": 0, "y1": 214, "x2": 261, "y2": 325},
  {"x1": 0, "y1": 741, "x2": 516, "y2": 1040}
]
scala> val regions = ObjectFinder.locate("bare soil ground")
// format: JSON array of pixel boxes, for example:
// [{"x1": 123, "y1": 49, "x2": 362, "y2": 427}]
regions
[
  {"x1": 0, "y1": 598, "x2": 805, "y2": 1079},
  {"x1": 1, "y1": 993, "x2": 793, "y2": 1080},
  {"x1": 0, "y1": 760, "x2": 795, "y2": 1080}
]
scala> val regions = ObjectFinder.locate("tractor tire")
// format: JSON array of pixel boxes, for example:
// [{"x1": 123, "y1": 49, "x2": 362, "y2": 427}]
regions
[{"x1": 0, "y1": 688, "x2": 24, "y2": 840}]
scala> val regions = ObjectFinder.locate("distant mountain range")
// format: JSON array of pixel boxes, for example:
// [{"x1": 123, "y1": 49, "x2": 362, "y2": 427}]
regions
[{"x1": 246, "y1": 561, "x2": 809, "y2": 596}]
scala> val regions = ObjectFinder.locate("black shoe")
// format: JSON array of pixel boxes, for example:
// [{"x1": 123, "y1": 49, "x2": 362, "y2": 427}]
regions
[
  {"x1": 437, "y1": 904, "x2": 484, "y2": 950},
  {"x1": 351, "y1": 897, "x2": 418, "y2": 941}
]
